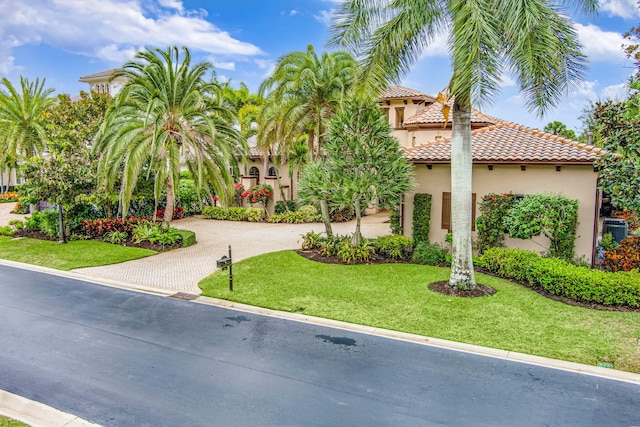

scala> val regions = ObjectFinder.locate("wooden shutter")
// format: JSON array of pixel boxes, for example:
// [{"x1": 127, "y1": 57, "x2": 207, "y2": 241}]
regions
[
  {"x1": 442, "y1": 192, "x2": 476, "y2": 231},
  {"x1": 442, "y1": 192, "x2": 451, "y2": 230}
]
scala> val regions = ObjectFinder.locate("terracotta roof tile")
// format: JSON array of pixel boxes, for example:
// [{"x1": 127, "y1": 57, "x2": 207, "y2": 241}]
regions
[
  {"x1": 404, "y1": 100, "x2": 499, "y2": 126},
  {"x1": 381, "y1": 85, "x2": 434, "y2": 100},
  {"x1": 405, "y1": 122, "x2": 605, "y2": 163}
]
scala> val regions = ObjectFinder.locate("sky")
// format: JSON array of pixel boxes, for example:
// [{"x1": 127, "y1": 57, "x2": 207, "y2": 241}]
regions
[{"x1": 0, "y1": 0, "x2": 637, "y2": 133}]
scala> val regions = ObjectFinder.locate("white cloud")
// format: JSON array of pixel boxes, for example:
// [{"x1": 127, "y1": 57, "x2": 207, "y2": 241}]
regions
[
  {"x1": 0, "y1": 0, "x2": 262, "y2": 67},
  {"x1": 290, "y1": 9, "x2": 298, "y2": 16},
  {"x1": 576, "y1": 23, "x2": 628, "y2": 62},
  {"x1": 314, "y1": 10, "x2": 334, "y2": 26},
  {"x1": 0, "y1": 55, "x2": 18, "y2": 74},
  {"x1": 254, "y1": 59, "x2": 272, "y2": 70},
  {"x1": 499, "y1": 74, "x2": 516, "y2": 88},
  {"x1": 601, "y1": 82, "x2": 629, "y2": 100},
  {"x1": 600, "y1": 0, "x2": 640, "y2": 19},
  {"x1": 418, "y1": 31, "x2": 449, "y2": 58},
  {"x1": 211, "y1": 60, "x2": 236, "y2": 71}
]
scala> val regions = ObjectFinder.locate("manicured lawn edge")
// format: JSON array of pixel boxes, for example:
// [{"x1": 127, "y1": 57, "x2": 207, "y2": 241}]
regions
[{"x1": 199, "y1": 250, "x2": 640, "y2": 373}]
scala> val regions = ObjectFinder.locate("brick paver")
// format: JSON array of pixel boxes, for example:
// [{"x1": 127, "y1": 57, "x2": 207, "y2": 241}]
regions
[{"x1": 74, "y1": 213, "x2": 390, "y2": 294}]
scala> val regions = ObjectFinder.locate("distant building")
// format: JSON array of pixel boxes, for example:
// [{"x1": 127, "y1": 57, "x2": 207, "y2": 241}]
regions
[{"x1": 78, "y1": 69, "x2": 126, "y2": 95}]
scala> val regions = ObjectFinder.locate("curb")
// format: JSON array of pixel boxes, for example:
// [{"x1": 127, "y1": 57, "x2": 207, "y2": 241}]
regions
[{"x1": 0, "y1": 390, "x2": 100, "y2": 427}]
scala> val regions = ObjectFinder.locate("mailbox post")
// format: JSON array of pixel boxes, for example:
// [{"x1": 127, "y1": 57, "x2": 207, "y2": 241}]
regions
[{"x1": 216, "y1": 245, "x2": 233, "y2": 291}]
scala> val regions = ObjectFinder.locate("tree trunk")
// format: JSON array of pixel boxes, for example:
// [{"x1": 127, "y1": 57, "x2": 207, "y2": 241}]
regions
[
  {"x1": 351, "y1": 198, "x2": 362, "y2": 246},
  {"x1": 319, "y1": 199, "x2": 333, "y2": 239},
  {"x1": 163, "y1": 173, "x2": 175, "y2": 230},
  {"x1": 449, "y1": 97, "x2": 477, "y2": 290}
]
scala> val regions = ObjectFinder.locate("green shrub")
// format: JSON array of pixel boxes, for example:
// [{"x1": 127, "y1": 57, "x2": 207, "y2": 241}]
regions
[
  {"x1": 227, "y1": 207, "x2": 248, "y2": 221},
  {"x1": 482, "y1": 248, "x2": 640, "y2": 308},
  {"x1": 275, "y1": 200, "x2": 297, "y2": 214},
  {"x1": 319, "y1": 235, "x2": 345, "y2": 257},
  {"x1": 336, "y1": 237, "x2": 374, "y2": 264},
  {"x1": 475, "y1": 192, "x2": 515, "y2": 253},
  {"x1": 297, "y1": 205, "x2": 320, "y2": 222},
  {"x1": 25, "y1": 210, "x2": 59, "y2": 237},
  {"x1": 374, "y1": 235, "x2": 413, "y2": 260},
  {"x1": 300, "y1": 231, "x2": 325, "y2": 250},
  {"x1": 104, "y1": 230, "x2": 128, "y2": 244},
  {"x1": 246, "y1": 207, "x2": 265, "y2": 222},
  {"x1": 599, "y1": 233, "x2": 619, "y2": 252},
  {"x1": 177, "y1": 229, "x2": 197, "y2": 247},
  {"x1": 132, "y1": 222, "x2": 157, "y2": 243},
  {"x1": 412, "y1": 194, "x2": 432, "y2": 245},
  {"x1": 412, "y1": 241, "x2": 447, "y2": 265},
  {"x1": 8, "y1": 219, "x2": 23, "y2": 231},
  {"x1": 202, "y1": 206, "x2": 227, "y2": 220},
  {"x1": 0, "y1": 225, "x2": 14, "y2": 236},
  {"x1": 149, "y1": 227, "x2": 182, "y2": 246},
  {"x1": 504, "y1": 193, "x2": 578, "y2": 261},
  {"x1": 389, "y1": 208, "x2": 402, "y2": 235}
]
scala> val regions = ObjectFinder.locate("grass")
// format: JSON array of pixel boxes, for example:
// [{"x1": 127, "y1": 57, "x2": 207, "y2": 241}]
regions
[
  {"x1": 0, "y1": 236, "x2": 156, "y2": 270},
  {"x1": 0, "y1": 416, "x2": 29, "y2": 427},
  {"x1": 199, "y1": 250, "x2": 640, "y2": 373}
]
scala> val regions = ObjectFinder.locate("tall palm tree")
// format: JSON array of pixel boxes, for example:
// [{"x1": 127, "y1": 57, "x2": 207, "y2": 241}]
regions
[
  {"x1": 258, "y1": 45, "x2": 359, "y2": 160},
  {"x1": 94, "y1": 46, "x2": 244, "y2": 228},
  {"x1": 331, "y1": 0, "x2": 595, "y2": 290},
  {"x1": 0, "y1": 76, "x2": 55, "y2": 170}
]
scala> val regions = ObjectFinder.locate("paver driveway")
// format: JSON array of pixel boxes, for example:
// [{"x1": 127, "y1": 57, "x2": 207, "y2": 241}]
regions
[{"x1": 73, "y1": 213, "x2": 391, "y2": 294}]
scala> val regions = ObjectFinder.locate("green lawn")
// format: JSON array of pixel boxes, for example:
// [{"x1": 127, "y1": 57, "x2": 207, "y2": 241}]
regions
[
  {"x1": 0, "y1": 236, "x2": 156, "y2": 270},
  {"x1": 199, "y1": 250, "x2": 640, "y2": 373},
  {"x1": 0, "y1": 416, "x2": 29, "y2": 427}
]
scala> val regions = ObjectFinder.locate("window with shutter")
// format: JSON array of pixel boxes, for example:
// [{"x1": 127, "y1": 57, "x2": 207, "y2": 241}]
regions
[{"x1": 441, "y1": 192, "x2": 476, "y2": 231}]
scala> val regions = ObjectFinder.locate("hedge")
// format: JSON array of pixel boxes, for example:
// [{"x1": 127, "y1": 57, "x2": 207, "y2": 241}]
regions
[
  {"x1": 177, "y1": 229, "x2": 197, "y2": 247},
  {"x1": 482, "y1": 248, "x2": 640, "y2": 308},
  {"x1": 412, "y1": 193, "x2": 431, "y2": 244}
]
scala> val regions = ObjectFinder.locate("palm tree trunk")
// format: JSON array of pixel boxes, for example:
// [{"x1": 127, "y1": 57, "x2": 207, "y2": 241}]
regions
[
  {"x1": 319, "y1": 199, "x2": 333, "y2": 239},
  {"x1": 163, "y1": 173, "x2": 175, "y2": 229},
  {"x1": 351, "y1": 198, "x2": 362, "y2": 246},
  {"x1": 449, "y1": 97, "x2": 476, "y2": 290}
]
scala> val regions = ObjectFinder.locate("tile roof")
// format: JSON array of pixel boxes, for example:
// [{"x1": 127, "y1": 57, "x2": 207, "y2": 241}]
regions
[
  {"x1": 78, "y1": 69, "x2": 119, "y2": 81},
  {"x1": 405, "y1": 122, "x2": 606, "y2": 163},
  {"x1": 403, "y1": 100, "x2": 499, "y2": 126},
  {"x1": 381, "y1": 85, "x2": 434, "y2": 100}
]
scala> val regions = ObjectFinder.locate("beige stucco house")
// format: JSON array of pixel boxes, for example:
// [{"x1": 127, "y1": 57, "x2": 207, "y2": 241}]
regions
[{"x1": 384, "y1": 86, "x2": 605, "y2": 263}]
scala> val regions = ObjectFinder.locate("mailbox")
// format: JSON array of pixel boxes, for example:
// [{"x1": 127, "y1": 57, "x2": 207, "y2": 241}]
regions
[{"x1": 216, "y1": 255, "x2": 232, "y2": 270}]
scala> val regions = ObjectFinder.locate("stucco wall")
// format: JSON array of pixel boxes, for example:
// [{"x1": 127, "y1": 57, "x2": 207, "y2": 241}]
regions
[{"x1": 402, "y1": 164, "x2": 599, "y2": 261}]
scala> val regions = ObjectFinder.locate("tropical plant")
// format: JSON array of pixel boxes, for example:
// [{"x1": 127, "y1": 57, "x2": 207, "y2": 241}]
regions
[
  {"x1": 475, "y1": 192, "x2": 515, "y2": 254},
  {"x1": 104, "y1": 230, "x2": 128, "y2": 244},
  {"x1": 0, "y1": 76, "x2": 54, "y2": 164},
  {"x1": 322, "y1": 99, "x2": 413, "y2": 245},
  {"x1": 297, "y1": 158, "x2": 337, "y2": 238},
  {"x1": 374, "y1": 235, "x2": 413, "y2": 260},
  {"x1": 94, "y1": 46, "x2": 245, "y2": 229},
  {"x1": 412, "y1": 241, "x2": 448, "y2": 266},
  {"x1": 258, "y1": 45, "x2": 359, "y2": 161},
  {"x1": 331, "y1": 0, "x2": 595, "y2": 289},
  {"x1": 300, "y1": 231, "x2": 325, "y2": 250}
]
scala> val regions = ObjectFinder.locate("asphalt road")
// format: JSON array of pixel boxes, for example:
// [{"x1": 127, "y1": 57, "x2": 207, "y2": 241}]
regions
[{"x1": 1, "y1": 265, "x2": 639, "y2": 426}]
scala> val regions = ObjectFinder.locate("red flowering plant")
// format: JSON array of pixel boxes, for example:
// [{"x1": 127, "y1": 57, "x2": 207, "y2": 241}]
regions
[
  {"x1": 233, "y1": 183, "x2": 245, "y2": 207},
  {"x1": 241, "y1": 184, "x2": 273, "y2": 208},
  {"x1": 81, "y1": 216, "x2": 151, "y2": 238}
]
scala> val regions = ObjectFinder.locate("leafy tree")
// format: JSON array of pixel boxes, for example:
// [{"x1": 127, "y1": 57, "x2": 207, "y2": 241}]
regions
[
  {"x1": 331, "y1": 0, "x2": 594, "y2": 290},
  {"x1": 544, "y1": 121, "x2": 577, "y2": 140},
  {"x1": 94, "y1": 46, "x2": 245, "y2": 228},
  {"x1": 258, "y1": 45, "x2": 359, "y2": 160},
  {"x1": 0, "y1": 76, "x2": 55, "y2": 188},
  {"x1": 323, "y1": 99, "x2": 413, "y2": 245},
  {"x1": 219, "y1": 81, "x2": 263, "y2": 139},
  {"x1": 20, "y1": 91, "x2": 111, "y2": 241}
]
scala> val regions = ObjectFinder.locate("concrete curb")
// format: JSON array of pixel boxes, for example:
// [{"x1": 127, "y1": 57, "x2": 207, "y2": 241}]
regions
[{"x1": 0, "y1": 390, "x2": 100, "y2": 427}]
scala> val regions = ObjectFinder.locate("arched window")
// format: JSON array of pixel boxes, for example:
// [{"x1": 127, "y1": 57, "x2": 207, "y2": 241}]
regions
[
  {"x1": 268, "y1": 167, "x2": 278, "y2": 177},
  {"x1": 249, "y1": 166, "x2": 260, "y2": 176}
]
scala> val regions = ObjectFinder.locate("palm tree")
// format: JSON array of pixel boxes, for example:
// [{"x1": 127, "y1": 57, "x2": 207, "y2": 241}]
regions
[
  {"x1": 331, "y1": 0, "x2": 595, "y2": 290},
  {"x1": 94, "y1": 46, "x2": 244, "y2": 228},
  {"x1": 0, "y1": 76, "x2": 55, "y2": 180},
  {"x1": 258, "y1": 45, "x2": 359, "y2": 160}
]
